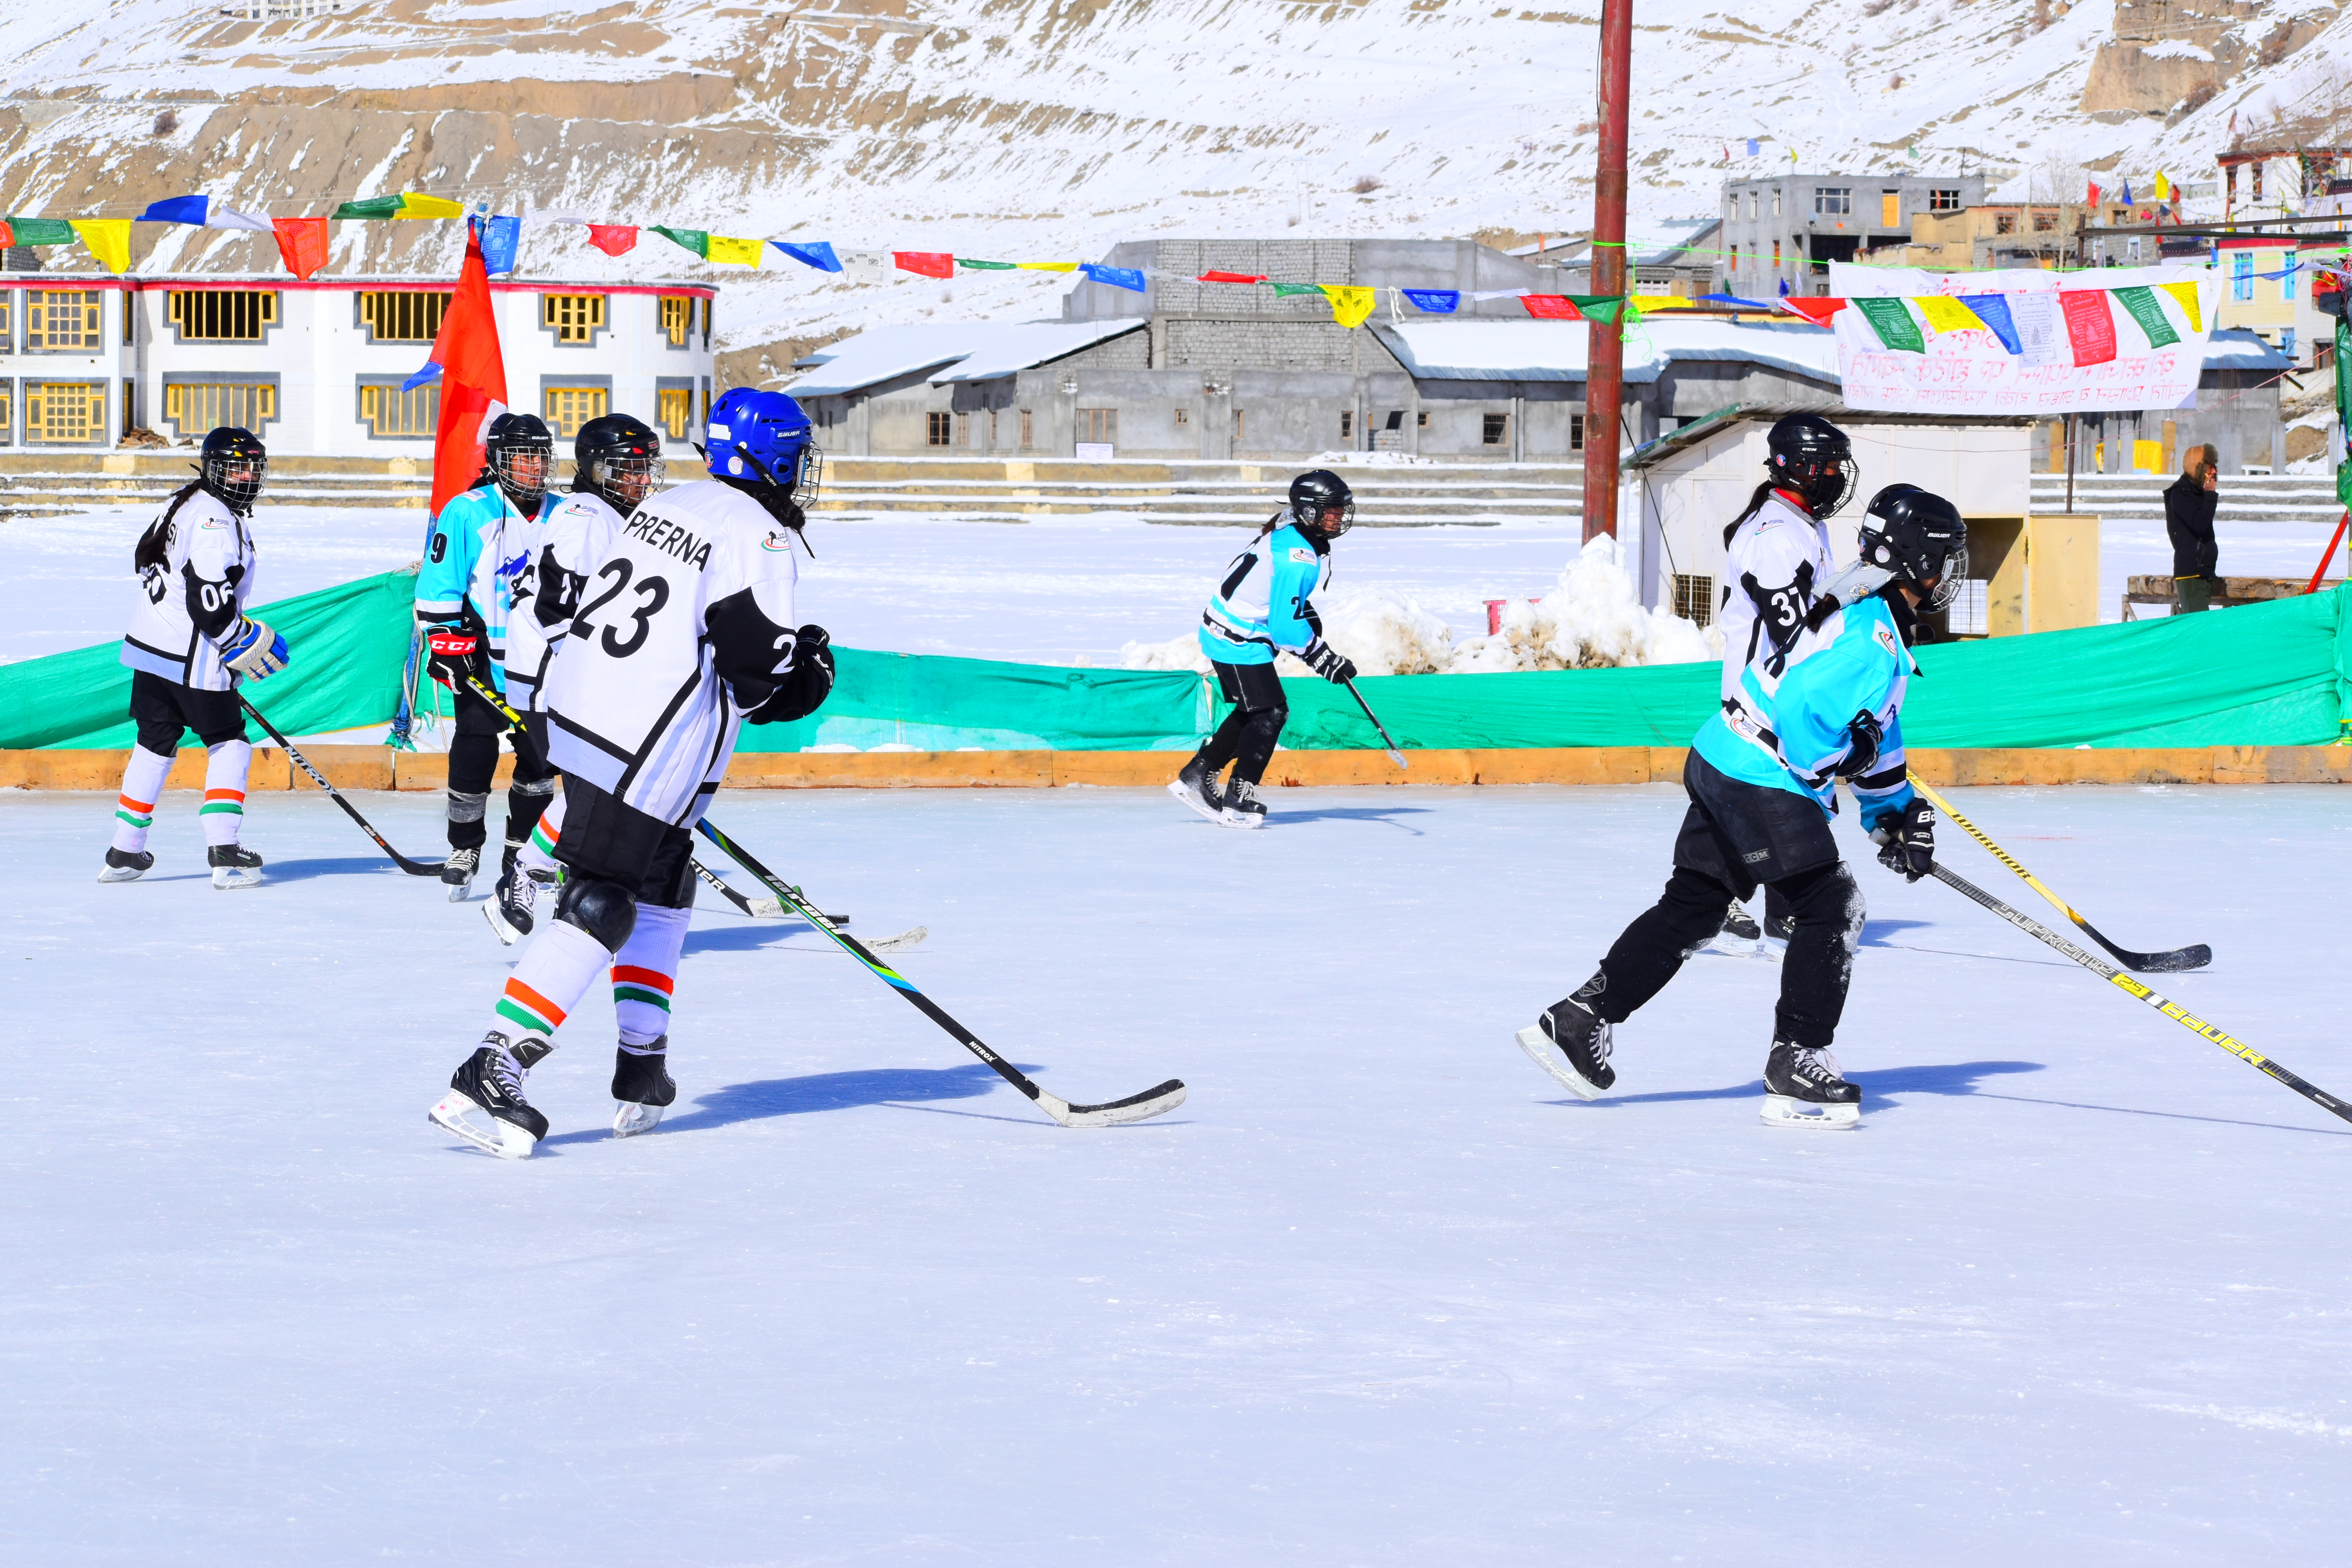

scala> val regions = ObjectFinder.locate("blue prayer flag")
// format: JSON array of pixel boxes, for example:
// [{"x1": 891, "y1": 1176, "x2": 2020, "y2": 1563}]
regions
[
  {"x1": 772, "y1": 240, "x2": 843, "y2": 273},
  {"x1": 402, "y1": 359, "x2": 443, "y2": 393},
  {"x1": 1080, "y1": 263, "x2": 1147, "y2": 292},
  {"x1": 1957, "y1": 294, "x2": 2022, "y2": 355},
  {"x1": 1403, "y1": 289, "x2": 1460, "y2": 313},
  {"x1": 478, "y1": 214, "x2": 521, "y2": 276},
  {"x1": 138, "y1": 195, "x2": 210, "y2": 225},
  {"x1": 1745, "y1": 138, "x2": 1760, "y2": 156}
]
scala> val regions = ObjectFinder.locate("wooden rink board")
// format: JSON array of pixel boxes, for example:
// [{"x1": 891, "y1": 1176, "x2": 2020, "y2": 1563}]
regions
[{"x1": 7, "y1": 744, "x2": 2352, "y2": 792}]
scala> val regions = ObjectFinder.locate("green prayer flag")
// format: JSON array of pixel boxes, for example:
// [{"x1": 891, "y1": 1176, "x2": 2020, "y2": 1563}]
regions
[
  {"x1": 1271, "y1": 282, "x2": 1324, "y2": 297},
  {"x1": 652, "y1": 226, "x2": 710, "y2": 258},
  {"x1": 1568, "y1": 294, "x2": 1627, "y2": 324},
  {"x1": 956, "y1": 258, "x2": 1016, "y2": 270},
  {"x1": 7, "y1": 217, "x2": 74, "y2": 245},
  {"x1": 330, "y1": 196, "x2": 403, "y2": 221},
  {"x1": 1852, "y1": 296, "x2": 1926, "y2": 353},
  {"x1": 2112, "y1": 285, "x2": 2179, "y2": 349}
]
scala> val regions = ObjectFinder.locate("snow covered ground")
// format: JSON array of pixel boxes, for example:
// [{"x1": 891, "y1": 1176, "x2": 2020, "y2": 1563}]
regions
[
  {"x1": 9, "y1": 503, "x2": 2343, "y2": 671},
  {"x1": 5, "y1": 783, "x2": 2350, "y2": 1563}
]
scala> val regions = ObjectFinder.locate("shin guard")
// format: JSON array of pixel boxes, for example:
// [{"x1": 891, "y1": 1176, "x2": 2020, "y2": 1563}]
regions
[
  {"x1": 611, "y1": 904, "x2": 690, "y2": 1047},
  {"x1": 490, "y1": 920, "x2": 613, "y2": 1044},
  {"x1": 110, "y1": 745, "x2": 175, "y2": 855},
  {"x1": 199, "y1": 740, "x2": 253, "y2": 848}
]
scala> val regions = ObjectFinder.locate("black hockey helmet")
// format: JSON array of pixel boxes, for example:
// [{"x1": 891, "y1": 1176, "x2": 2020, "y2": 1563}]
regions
[
  {"x1": 1764, "y1": 411, "x2": 1857, "y2": 519},
  {"x1": 196, "y1": 426, "x2": 268, "y2": 513},
  {"x1": 1858, "y1": 484, "x2": 1968, "y2": 612},
  {"x1": 573, "y1": 413, "x2": 665, "y2": 513},
  {"x1": 1289, "y1": 468, "x2": 1356, "y2": 537},
  {"x1": 484, "y1": 411, "x2": 555, "y2": 510}
]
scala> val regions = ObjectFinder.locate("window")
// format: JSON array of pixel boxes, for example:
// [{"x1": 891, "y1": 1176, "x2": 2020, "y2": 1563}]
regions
[
  {"x1": 2282, "y1": 327, "x2": 2298, "y2": 358},
  {"x1": 1077, "y1": 408, "x2": 1116, "y2": 444},
  {"x1": 1771, "y1": 239, "x2": 1782, "y2": 269},
  {"x1": 2285, "y1": 251, "x2": 2299, "y2": 300},
  {"x1": 0, "y1": 292, "x2": 11, "y2": 343},
  {"x1": 655, "y1": 387, "x2": 693, "y2": 440},
  {"x1": 542, "y1": 385, "x2": 608, "y2": 438},
  {"x1": 25, "y1": 381, "x2": 104, "y2": 443},
  {"x1": 1019, "y1": 408, "x2": 1034, "y2": 448},
  {"x1": 1174, "y1": 407, "x2": 1190, "y2": 426},
  {"x1": 358, "y1": 381, "x2": 439, "y2": 438},
  {"x1": 955, "y1": 412, "x2": 972, "y2": 448},
  {"x1": 1947, "y1": 578, "x2": 1988, "y2": 637},
  {"x1": 1729, "y1": 243, "x2": 1740, "y2": 271},
  {"x1": 1340, "y1": 409, "x2": 1353, "y2": 440},
  {"x1": 25, "y1": 290, "x2": 101, "y2": 351},
  {"x1": 2233, "y1": 252, "x2": 2255, "y2": 301},
  {"x1": 1995, "y1": 213, "x2": 2017, "y2": 235},
  {"x1": 169, "y1": 290, "x2": 276, "y2": 341},
  {"x1": 927, "y1": 411, "x2": 953, "y2": 447},
  {"x1": 1570, "y1": 414, "x2": 1585, "y2": 451},
  {"x1": 541, "y1": 293, "x2": 605, "y2": 343},
  {"x1": 1417, "y1": 411, "x2": 1428, "y2": 427},
  {"x1": 700, "y1": 297, "x2": 713, "y2": 345},
  {"x1": 1771, "y1": 189, "x2": 1782, "y2": 217},
  {"x1": 1232, "y1": 408, "x2": 1245, "y2": 443},
  {"x1": 357, "y1": 291, "x2": 450, "y2": 343},
  {"x1": 1671, "y1": 573, "x2": 1715, "y2": 627},
  {"x1": 163, "y1": 381, "x2": 275, "y2": 438},
  {"x1": 1813, "y1": 187, "x2": 1851, "y2": 215},
  {"x1": 1880, "y1": 191, "x2": 1900, "y2": 227},
  {"x1": 987, "y1": 408, "x2": 999, "y2": 447},
  {"x1": 1747, "y1": 192, "x2": 1758, "y2": 219},
  {"x1": 1929, "y1": 188, "x2": 1962, "y2": 212},
  {"x1": 659, "y1": 296, "x2": 694, "y2": 347},
  {"x1": 2253, "y1": 163, "x2": 2265, "y2": 201},
  {"x1": 2033, "y1": 211, "x2": 2057, "y2": 233},
  {"x1": 1482, "y1": 413, "x2": 1509, "y2": 446}
]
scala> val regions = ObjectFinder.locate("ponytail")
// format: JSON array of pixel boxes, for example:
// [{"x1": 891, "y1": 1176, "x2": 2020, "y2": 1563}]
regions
[
  {"x1": 134, "y1": 480, "x2": 204, "y2": 573},
  {"x1": 1722, "y1": 480, "x2": 1779, "y2": 550}
]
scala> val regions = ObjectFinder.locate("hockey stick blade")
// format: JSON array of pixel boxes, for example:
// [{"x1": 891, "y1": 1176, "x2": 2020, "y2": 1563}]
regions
[
  {"x1": 237, "y1": 695, "x2": 446, "y2": 877},
  {"x1": 690, "y1": 857, "x2": 901, "y2": 940},
  {"x1": 696, "y1": 817, "x2": 1183, "y2": 1127},
  {"x1": 1343, "y1": 678, "x2": 1409, "y2": 770}
]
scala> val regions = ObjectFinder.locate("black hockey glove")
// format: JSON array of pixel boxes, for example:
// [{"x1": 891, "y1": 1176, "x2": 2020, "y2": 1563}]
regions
[
  {"x1": 424, "y1": 623, "x2": 489, "y2": 690},
  {"x1": 1871, "y1": 797, "x2": 1936, "y2": 882},
  {"x1": 1300, "y1": 637, "x2": 1357, "y2": 685},
  {"x1": 746, "y1": 624, "x2": 836, "y2": 724},
  {"x1": 1842, "y1": 709, "x2": 1884, "y2": 778}
]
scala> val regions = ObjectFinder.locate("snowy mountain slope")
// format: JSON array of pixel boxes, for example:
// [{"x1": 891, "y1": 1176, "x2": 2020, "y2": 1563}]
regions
[{"x1": 0, "y1": 0, "x2": 2346, "y2": 370}]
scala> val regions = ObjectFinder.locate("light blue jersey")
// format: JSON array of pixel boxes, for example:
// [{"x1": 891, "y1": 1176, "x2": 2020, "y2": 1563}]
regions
[
  {"x1": 1198, "y1": 514, "x2": 1329, "y2": 666},
  {"x1": 415, "y1": 484, "x2": 536, "y2": 693},
  {"x1": 1692, "y1": 590, "x2": 1918, "y2": 833}
]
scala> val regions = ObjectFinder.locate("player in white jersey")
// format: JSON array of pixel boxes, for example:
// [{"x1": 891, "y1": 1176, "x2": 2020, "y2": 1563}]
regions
[
  {"x1": 102, "y1": 428, "x2": 291, "y2": 890},
  {"x1": 430, "y1": 390, "x2": 837, "y2": 1159},
  {"x1": 484, "y1": 413, "x2": 663, "y2": 944}
]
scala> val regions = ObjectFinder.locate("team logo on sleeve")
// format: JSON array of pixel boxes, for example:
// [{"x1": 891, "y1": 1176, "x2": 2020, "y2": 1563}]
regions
[
  {"x1": 762, "y1": 530, "x2": 794, "y2": 552},
  {"x1": 1289, "y1": 547, "x2": 1314, "y2": 563},
  {"x1": 1873, "y1": 623, "x2": 1900, "y2": 657}
]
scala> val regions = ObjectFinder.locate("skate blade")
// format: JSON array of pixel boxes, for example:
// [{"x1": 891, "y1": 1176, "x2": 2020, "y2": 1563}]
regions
[
  {"x1": 482, "y1": 899, "x2": 525, "y2": 946},
  {"x1": 1515, "y1": 1025, "x2": 1603, "y2": 1101},
  {"x1": 1216, "y1": 811, "x2": 1267, "y2": 830},
  {"x1": 1755, "y1": 937, "x2": 1789, "y2": 964},
  {"x1": 1708, "y1": 933, "x2": 1759, "y2": 956},
  {"x1": 97, "y1": 865, "x2": 147, "y2": 884},
  {"x1": 1759, "y1": 1093, "x2": 1860, "y2": 1130},
  {"x1": 445, "y1": 879, "x2": 475, "y2": 904},
  {"x1": 429, "y1": 1090, "x2": 540, "y2": 1158},
  {"x1": 211, "y1": 867, "x2": 263, "y2": 890},
  {"x1": 612, "y1": 1100, "x2": 666, "y2": 1138},
  {"x1": 1168, "y1": 780, "x2": 1224, "y2": 824}
]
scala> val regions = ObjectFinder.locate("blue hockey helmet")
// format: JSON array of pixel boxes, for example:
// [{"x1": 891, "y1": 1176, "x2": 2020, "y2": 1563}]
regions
[{"x1": 704, "y1": 388, "x2": 820, "y2": 501}]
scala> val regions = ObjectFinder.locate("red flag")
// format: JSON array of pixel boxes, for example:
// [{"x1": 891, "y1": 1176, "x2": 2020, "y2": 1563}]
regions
[
  {"x1": 0, "y1": 220, "x2": 13, "y2": 250},
  {"x1": 1198, "y1": 270, "x2": 1266, "y2": 284},
  {"x1": 2086, "y1": 181, "x2": 2103, "y2": 207},
  {"x1": 1519, "y1": 294, "x2": 1583, "y2": 319},
  {"x1": 2058, "y1": 290, "x2": 2116, "y2": 367},
  {"x1": 1777, "y1": 296, "x2": 1848, "y2": 326},
  {"x1": 893, "y1": 250, "x2": 954, "y2": 279},
  {"x1": 426, "y1": 232, "x2": 512, "y2": 517},
  {"x1": 272, "y1": 216, "x2": 330, "y2": 280},
  {"x1": 586, "y1": 223, "x2": 638, "y2": 257}
]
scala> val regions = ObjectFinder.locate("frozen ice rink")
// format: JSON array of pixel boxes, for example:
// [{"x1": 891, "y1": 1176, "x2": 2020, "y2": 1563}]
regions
[{"x1": 5, "y1": 782, "x2": 2349, "y2": 1564}]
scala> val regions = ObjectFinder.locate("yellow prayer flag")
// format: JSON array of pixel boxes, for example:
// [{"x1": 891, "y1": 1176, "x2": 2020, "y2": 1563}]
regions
[
  {"x1": 396, "y1": 192, "x2": 466, "y2": 220},
  {"x1": 706, "y1": 234, "x2": 764, "y2": 267},
  {"x1": 1016, "y1": 261, "x2": 1077, "y2": 272},
  {"x1": 1320, "y1": 284, "x2": 1377, "y2": 329},
  {"x1": 69, "y1": 218, "x2": 130, "y2": 274},
  {"x1": 1632, "y1": 293, "x2": 1693, "y2": 311},
  {"x1": 2161, "y1": 280, "x2": 2202, "y2": 333},
  {"x1": 1911, "y1": 295, "x2": 1986, "y2": 334},
  {"x1": 2152, "y1": 171, "x2": 2172, "y2": 200}
]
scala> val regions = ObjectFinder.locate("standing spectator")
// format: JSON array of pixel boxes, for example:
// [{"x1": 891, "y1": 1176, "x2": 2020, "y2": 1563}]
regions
[{"x1": 2166, "y1": 444, "x2": 2221, "y2": 613}]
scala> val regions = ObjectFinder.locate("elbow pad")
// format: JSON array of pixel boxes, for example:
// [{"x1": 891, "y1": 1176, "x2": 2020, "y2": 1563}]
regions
[{"x1": 746, "y1": 626, "x2": 835, "y2": 724}]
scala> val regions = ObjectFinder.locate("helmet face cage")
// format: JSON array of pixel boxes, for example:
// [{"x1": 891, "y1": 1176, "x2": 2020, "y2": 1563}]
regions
[
  {"x1": 1922, "y1": 540, "x2": 1968, "y2": 612},
  {"x1": 490, "y1": 444, "x2": 552, "y2": 503},
  {"x1": 590, "y1": 452, "x2": 666, "y2": 511},
  {"x1": 794, "y1": 444, "x2": 824, "y2": 507},
  {"x1": 203, "y1": 452, "x2": 268, "y2": 510},
  {"x1": 1289, "y1": 470, "x2": 1354, "y2": 536},
  {"x1": 1775, "y1": 452, "x2": 1857, "y2": 518}
]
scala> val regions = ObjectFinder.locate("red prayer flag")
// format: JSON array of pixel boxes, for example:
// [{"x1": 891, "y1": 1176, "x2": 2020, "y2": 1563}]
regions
[
  {"x1": 586, "y1": 223, "x2": 638, "y2": 258},
  {"x1": 1777, "y1": 296, "x2": 1849, "y2": 326},
  {"x1": 426, "y1": 232, "x2": 512, "y2": 517},
  {"x1": 272, "y1": 216, "x2": 330, "y2": 281},
  {"x1": 1519, "y1": 295, "x2": 1583, "y2": 319},
  {"x1": 1198, "y1": 270, "x2": 1266, "y2": 284},
  {"x1": 2058, "y1": 289, "x2": 2117, "y2": 367},
  {"x1": 0, "y1": 220, "x2": 13, "y2": 250},
  {"x1": 892, "y1": 250, "x2": 955, "y2": 279}
]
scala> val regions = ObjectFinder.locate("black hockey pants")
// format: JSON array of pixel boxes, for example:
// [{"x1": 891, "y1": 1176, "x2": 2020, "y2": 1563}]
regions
[
  {"x1": 446, "y1": 681, "x2": 558, "y2": 854},
  {"x1": 1196, "y1": 659, "x2": 1288, "y2": 787}
]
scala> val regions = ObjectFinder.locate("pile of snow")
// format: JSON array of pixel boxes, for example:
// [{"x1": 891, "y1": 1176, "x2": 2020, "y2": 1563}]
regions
[
  {"x1": 1319, "y1": 586, "x2": 1456, "y2": 675},
  {"x1": 1449, "y1": 534, "x2": 1717, "y2": 672},
  {"x1": 1120, "y1": 632, "x2": 1213, "y2": 673}
]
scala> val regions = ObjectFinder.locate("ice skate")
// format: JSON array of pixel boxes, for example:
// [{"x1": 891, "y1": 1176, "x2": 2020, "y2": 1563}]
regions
[
  {"x1": 1760, "y1": 1040, "x2": 1861, "y2": 1129},
  {"x1": 484, "y1": 849, "x2": 538, "y2": 945},
  {"x1": 1218, "y1": 778, "x2": 1269, "y2": 829},
  {"x1": 442, "y1": 845, "x2": 480, "y2": 902},
  {"x1": 207, "y1": 843, "x2": 264, "y2": 890},
  {"x1": 1757, "y1": 909, "x2": 1795, "y2": 962},
  {"x1": 1712, "y1": 897, "x2": 1760, "y2": 953},
  {"x1": 610, "y1": 1038, "x2": 678, "y2": 1138},
  {"x1": 98, "y1": 848, "x2": 153, "y2": 884},
  {"x1": 1167, "y1": 755, "x2": 1226, "y2": 824},
  {"x1": 429, "y1": 1033, "x2": 554, "y2": 1158},
  {"x1": 1515, "y1": 975, "x2": 1615, "y2": 1099}
]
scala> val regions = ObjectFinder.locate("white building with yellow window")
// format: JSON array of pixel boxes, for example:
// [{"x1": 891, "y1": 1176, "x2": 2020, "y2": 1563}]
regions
[{"x1": 0, "y1": 272, "x2": 717, "y2": 454}]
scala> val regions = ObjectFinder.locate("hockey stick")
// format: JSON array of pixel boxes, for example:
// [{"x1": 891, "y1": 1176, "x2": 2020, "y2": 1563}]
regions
[
  {"x1": 1908, "y1": 775, "x2": 2210, "y2": 973},
  {"x1": 687, "y1": 857, "x2": 928, "y2": 953},
  {"x1": 1929, "y1": 862, "x2": 2352, "y2": 1127},
  {"x1": 1342, "y1": 677, "x2": 1408, "y2": 769},
  {"x1": 235, "y1": 695, "x2": 448, "y2": 877},
  {"x1": 695, "y1": 817, "x2": 1185, "y2": 1127}
]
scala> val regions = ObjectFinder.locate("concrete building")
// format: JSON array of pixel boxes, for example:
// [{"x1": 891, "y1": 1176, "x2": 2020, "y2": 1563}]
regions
[
  {"x1": 1875, "y1": 201, "x2": 2141, "y2": 271},
  {"x1": 2045, "y1": 328, "x2": 2294, "y2": 475},
  {"x1": 2212, "y1": 234, "x2": 2328, "y2": 366},
  {"x1": 0, "y1": 273, "x2": 717, "y2": 454},
  {"x1": 1532, "y1": 220, "x2": 1724, "y2": 298},
  {"x1": 1719, "y1": 173, "x2": 1987, "y2": 299}
]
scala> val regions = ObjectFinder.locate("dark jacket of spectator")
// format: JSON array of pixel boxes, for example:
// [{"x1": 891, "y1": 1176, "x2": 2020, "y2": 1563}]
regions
[{"x1": 2165, "y1": 472, "x2": 2219, "y2": 579}]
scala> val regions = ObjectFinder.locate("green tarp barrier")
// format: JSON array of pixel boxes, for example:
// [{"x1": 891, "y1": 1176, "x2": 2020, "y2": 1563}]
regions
[{"x1": 6, "y1": 569, "x2": 2349, "y2": 754}]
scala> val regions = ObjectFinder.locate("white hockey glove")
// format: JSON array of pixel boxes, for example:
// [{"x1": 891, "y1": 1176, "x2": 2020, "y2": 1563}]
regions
[{"x1": 221, "y1": 619, "x2": 291, "y2": 679}]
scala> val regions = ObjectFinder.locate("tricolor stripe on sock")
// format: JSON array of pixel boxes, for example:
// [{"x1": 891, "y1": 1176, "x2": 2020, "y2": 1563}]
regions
[
  {"x1": 198, "y1": 788, "x2": 246, "y2": 817},
  {"x1": 495, "y1": 977, "x2": 567, "y2": 1036},
  {"x1": 611, "y1": 964, "x2": 674, "y2": 1013},
  {"x1": 114, "y1": 793, "x2": 156, "y2": 829},
  {"x1": 530, "y1": 820, "x2": 558, "y2": 857}
]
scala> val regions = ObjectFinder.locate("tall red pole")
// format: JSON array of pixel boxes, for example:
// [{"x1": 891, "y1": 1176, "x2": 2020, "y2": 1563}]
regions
[{"x1": 1581, "y1": 0, "x2": 1632, "y2": 541}]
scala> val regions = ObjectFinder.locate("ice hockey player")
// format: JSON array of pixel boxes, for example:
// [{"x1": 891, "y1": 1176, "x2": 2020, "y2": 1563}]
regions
[
  {"x1": 1712, "y1": 412, "x2": 1858, "y2": 957},
  {"x1": 429, "y1": 389, "x2": 836, "y2": 1158},
  {"x1": 484, "y1": 413, "x2": 664, "y2": 944},
  {"x1": 1514, "y1": 485, "x2": 1965, "y2": 1129},
  {"x1": 414, "y1": 412, "x2": 559, "y2": 901},
  {"x1": 103, "y1": 427, "x2": 288, "y2": 890},
  {"x1": 1168, "y1": 469, "x2": 1360, "y2": 828}
]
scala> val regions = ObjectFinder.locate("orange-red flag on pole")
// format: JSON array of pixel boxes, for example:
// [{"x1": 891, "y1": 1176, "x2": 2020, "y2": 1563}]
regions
[{"x1": 426, "y1": 228, "x2": 512, "y2": 517}]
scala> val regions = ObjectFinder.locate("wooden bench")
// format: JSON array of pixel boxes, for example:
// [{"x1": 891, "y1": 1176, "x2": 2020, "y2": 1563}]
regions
[{"x1": 2122, "y1": 575, "x2": 2343, "y2": 620}]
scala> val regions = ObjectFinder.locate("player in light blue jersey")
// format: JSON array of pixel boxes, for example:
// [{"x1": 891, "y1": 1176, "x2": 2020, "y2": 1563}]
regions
[{"x1": 1515, "y1": 486, "x2": 1966, "y2": 1129}]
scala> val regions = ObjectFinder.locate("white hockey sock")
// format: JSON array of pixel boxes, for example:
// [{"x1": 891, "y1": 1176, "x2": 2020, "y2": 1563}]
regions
[
  {"x1": 491, "y1": 918, "x2": 611, "y2": 1042},
  {"x1": 610, "y1": 904, "x2": 690, "y2": 1046},
  {"x1": 518, "y1": 791, "x2": 566, "y2": 878},
  {"x1": 109, "y1": 745, "x2": 175, "y2": 854},
  {"x1": 199, "y1": 740, "x2": 254, "y2": 848}
]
